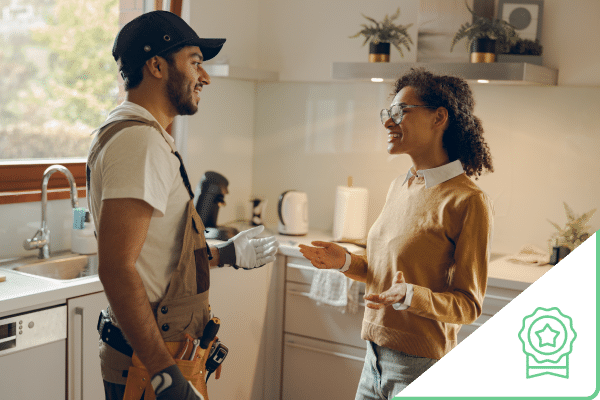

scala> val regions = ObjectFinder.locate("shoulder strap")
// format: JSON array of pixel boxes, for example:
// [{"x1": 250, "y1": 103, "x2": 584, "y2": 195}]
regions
[{"x1": 86, "y1": 119, "x2": 194, "y2": 200}]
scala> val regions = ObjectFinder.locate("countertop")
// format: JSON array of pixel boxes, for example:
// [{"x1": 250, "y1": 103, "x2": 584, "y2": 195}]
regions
[{"x1": 0, "y1": 229, "x2": 551, "y2": 316}]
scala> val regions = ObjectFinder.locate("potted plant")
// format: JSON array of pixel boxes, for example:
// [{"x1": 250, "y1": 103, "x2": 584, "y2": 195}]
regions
[
  {"x1": 547, "y1": 202, "x2": 596, "y2": 263},
  {"x1": 497, "y1": 38, "x2": 543, "y2": 65},
  {"x1": 450, "y1": 2, "x2": 520, "y2": 63},
  {"x1": 350, "y1": 7, "x2": 413, "y2": 62}
]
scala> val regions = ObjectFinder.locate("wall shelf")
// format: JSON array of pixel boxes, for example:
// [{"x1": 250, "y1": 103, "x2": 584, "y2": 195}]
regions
[
  {"x1": 204, "y1": 64, "x2": 279, "y2": 81},
  {"x1": 331, "y1": 62, "x2": 558, "y2": 86}
]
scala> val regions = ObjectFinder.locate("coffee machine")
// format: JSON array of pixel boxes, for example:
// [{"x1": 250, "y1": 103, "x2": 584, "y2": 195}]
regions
[{"x1": 193, "y1": 171, "x2": 238, "y2": 241}]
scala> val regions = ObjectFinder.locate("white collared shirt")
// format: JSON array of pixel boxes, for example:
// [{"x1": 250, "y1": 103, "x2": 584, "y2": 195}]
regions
[
  {"x1": 393, "y1": 159, "x2": 465, "y2": 311},
  {"x1": 401, "y1": 159, "x2": 465, "y2": 188}
]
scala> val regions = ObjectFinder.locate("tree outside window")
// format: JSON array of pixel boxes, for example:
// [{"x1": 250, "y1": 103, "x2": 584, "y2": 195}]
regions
[{"x1": 0, "y1": 0, "x2": 119, "y2": 160}]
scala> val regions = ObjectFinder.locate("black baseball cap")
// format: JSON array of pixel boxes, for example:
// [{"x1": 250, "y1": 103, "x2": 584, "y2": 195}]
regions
[{"x1": 113, "y1": 11, "x2": 225, "y2": 73}]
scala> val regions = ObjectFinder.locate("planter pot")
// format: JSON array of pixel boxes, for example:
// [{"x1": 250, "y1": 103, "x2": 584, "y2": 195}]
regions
[
  {"x1": 496, "y1": 54, "x2": 542, "y2": 65},
  {"x1": 550, "y1": 245, "x2": 571, "y2": 265},
  {"x1": 369, "y1": 42, "x2": 390, "y2": 63},
  {"x1": 470, "y1": 38, "x2": 496, "y2": 63}
]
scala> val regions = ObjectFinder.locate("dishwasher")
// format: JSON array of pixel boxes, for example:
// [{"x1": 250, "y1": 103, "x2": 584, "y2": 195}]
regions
[{"x1": 0, "y1": 305, "x2": 67, "y2": 398}]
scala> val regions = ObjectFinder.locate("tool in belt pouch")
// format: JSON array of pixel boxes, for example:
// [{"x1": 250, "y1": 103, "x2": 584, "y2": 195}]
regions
[
  {"x1": 88, "y1": 118, "x2": 217, "y2": 399},
  {"x1": 123, "y1": 318, "x2": 220, "y2": 400}
]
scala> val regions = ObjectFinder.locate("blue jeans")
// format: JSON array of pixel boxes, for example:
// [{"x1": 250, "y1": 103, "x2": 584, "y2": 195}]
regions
[{"x1": 355, "y1": 341, "x2": 437, "y2": 400}]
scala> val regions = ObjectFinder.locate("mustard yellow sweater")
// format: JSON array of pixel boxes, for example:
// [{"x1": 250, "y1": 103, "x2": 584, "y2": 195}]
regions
[{"x1": 345, "y1": 172, "x2": 494, "y2": 360}]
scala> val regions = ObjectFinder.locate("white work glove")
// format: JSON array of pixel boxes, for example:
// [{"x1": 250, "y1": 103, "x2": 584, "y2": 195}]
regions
[
  {"x1": 152, "y1": 364, "x2": 204, "y2": 400},
  {"x1": 216, "y1": 225, "x2": 279, "y2": 269}
]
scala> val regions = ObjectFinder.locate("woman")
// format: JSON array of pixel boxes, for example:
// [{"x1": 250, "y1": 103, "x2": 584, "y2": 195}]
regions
[{"x1": 299, "y1": 67, "x2": 494, "y2": 399}]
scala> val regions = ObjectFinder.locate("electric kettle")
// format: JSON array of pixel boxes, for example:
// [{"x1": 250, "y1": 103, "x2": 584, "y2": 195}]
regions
[{"x1": 278, "y1": 191, "x2": 308, "y2": 235}]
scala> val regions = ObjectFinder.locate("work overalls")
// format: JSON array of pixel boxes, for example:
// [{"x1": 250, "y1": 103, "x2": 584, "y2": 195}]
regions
[{"x1": 87, "y1": 118, "x2": 214, "y2": 399}]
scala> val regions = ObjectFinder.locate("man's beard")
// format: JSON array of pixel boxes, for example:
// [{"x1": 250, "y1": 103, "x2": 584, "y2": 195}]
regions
[{"x1": 166, "y1": 64, "x2": 198, "y2": 116}]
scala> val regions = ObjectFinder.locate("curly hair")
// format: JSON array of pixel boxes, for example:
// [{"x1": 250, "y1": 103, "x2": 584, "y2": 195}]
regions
[{"x1": 393, "y1": 67, "x2": 493, "y2": 179}]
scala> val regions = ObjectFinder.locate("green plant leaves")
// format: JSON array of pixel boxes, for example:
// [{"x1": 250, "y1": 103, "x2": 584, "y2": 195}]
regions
[
  {"x1": 349, "y1": 7, "x2": 413, "y2": 57},
  {"x1": 450, "y1": 1, "x2": 520, "y2": 53},
  {"x1": 547, "y1": 202, "x2": 597, "y2": 251}
]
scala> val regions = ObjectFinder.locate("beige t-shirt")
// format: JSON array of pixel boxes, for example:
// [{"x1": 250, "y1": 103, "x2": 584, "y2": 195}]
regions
[{"x1": 88, "y1": 101, "x2": 190, "y2": 302}]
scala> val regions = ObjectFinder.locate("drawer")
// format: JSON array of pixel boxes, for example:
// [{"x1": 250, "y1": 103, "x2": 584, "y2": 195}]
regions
[
  {"x1": 482, "y1": 285, "x2": 522, "y2": 316},
  {"x1": 286, "y1": 257, "x2": 366, "y2": 293},
  {"x1": 286, "y1": 256, "x2": 315, "y2": 285},
  {"x1": 282, "y1": 333, "x2": 365, "y2": 400},
  {"x1": 285, "y1": 281, "x2": 366, "y2": 349}
]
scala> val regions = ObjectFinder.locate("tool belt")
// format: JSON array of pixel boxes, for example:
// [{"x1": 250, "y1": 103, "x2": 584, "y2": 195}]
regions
[
  {"x1": 97, "y1": 310, "x2": 215, "y2": 400},
  {"x1": 124, "y1": 335, "x2": 215, "y2": 400}
]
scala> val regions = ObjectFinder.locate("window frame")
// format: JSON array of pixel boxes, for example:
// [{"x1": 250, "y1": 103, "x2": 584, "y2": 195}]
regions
[{"x1": 0, "y1": 0, "x2": 182, "y2": 206}]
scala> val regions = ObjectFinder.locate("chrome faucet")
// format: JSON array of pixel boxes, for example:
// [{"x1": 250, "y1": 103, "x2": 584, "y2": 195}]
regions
[{"x1": 24, "y1": 165, "x2": 79, "y2": 259}]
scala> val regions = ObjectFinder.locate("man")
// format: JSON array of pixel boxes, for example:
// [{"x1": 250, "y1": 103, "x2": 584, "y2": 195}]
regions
[{"x1": 86, "y1": 11, "x2": 279, "y2": 400}]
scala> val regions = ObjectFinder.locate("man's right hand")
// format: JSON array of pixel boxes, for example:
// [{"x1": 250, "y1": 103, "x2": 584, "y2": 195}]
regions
[{"x1": 151, "y1": 364, "x2": 204, "y2": 400}]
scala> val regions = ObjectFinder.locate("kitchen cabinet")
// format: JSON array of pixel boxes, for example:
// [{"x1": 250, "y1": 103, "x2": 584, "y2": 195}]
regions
[
  {"x1": 67, "y1": 291, "x2": 108, "y2": 400},
  {"x1": 202, "y1": 256, "x2": 284, "y2": 400},
  {"x1": 282, "y1": 333, "x2": 365, "y2": 400},
  {"x1": 276, "y1": 247, "x2": 529, "y2": 399},
  {"x1": 281, "y1": 255, "x2": 367, "y2": 400}
]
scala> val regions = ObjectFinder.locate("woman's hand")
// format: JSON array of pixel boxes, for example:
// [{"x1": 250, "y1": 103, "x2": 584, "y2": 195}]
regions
[
  {"x1": 298, "y1": 241, "x2": 346, "y2": 270},
  {"x1": 364, "y1": 271, "x2": 407, "y2": 309}
]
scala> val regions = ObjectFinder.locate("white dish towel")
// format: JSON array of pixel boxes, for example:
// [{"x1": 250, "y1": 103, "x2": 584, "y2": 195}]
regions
[{"x1": 308, "y1": 268, "x2": 360, "y2": 314}]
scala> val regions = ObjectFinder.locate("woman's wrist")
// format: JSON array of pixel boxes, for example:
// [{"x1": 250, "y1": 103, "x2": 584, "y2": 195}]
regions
[{"x1": 338, "y1": 251, "x2": 351, "y2": 272}]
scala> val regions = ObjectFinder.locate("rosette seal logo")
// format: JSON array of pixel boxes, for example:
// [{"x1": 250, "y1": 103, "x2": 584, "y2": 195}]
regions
[{"x1": 518, "y1": 307, "x2": 577, "y2": 378}]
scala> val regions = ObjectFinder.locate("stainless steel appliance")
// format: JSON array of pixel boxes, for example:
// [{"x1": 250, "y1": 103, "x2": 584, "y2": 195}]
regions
[
  {"x1": 278, "y1": 191, "x2": 309, "y2": 235},
  {"x1": 0, "y1": 305, "x2": 67, "y2": 398}
]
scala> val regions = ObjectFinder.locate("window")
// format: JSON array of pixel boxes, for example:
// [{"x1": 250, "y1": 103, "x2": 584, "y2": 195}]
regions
[
  {"x1": 0, "y1": 0, "x2": 153, "y2": 204},
  {"x1": 0, "y1": 0, "x2": 120, "y2": 160}
]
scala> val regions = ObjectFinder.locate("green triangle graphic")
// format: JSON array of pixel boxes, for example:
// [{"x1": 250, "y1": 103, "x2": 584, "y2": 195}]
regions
[{"x1": 394, "y1": 231, "x2": 600, "y2": 399}]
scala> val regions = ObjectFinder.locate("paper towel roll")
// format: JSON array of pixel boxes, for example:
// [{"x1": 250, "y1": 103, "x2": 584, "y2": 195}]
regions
[{"x1": 333, "y1": 186, "x2": 369, "y2": 241}]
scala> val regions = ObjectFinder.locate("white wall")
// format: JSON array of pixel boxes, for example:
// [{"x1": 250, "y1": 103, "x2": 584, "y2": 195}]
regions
[
  {"x1": 248, "y1": 0, "x2": 600, "y2": 255},
  {"x1": 253, "y1": 0, "x2": 600, "y2": 86},
  {"x1": 539, "y1": 0, "x2": 600, "y2": 85},
  {"x1": 183, "y1": 77, "x2": 257, "y2": 226},
  {"x1": 188, "y1": 0, "x2": 260, "y2": 69},
  {"x1": 256, "y1": 0, "x2": 421, "y2": 81},
  {"x1": 252, "y1": 82, "x2": 600, "y2": 254},
  {"x1": 2, "y1": 0, "x2": 599, "y2": 258}
]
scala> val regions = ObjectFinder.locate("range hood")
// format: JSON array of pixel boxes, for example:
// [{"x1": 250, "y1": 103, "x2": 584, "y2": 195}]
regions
[
  {"x1": 203, "y1": 64, "x2": 279, "y2": 81},
  {"x1": 332, "y1": 62, "x2": 558, "y2": 86}
]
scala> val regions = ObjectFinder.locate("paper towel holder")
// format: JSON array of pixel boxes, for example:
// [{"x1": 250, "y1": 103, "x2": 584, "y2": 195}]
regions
[{"x1": 332, "y1": 177, "x2": 368, "y2": 243}]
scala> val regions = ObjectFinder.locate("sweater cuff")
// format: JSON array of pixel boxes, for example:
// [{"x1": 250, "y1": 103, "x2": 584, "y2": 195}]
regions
[
  {"x1": 338, "y1": 252, "x2": 351, "y2": 272},
  {"x1": 392, "y1": 283, "x2": 414, "y2": 310}
]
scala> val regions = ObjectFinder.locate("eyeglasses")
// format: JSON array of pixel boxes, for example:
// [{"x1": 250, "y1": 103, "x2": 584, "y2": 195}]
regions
[{"x1": 380, "y1": 104, "x2": 437, "y2": 125}]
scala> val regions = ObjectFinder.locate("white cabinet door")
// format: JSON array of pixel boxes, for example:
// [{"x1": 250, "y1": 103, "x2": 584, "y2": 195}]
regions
[
  {"x1": 67, "y1": 291, "x2": 108, "y2": 400},
  {"x1": 282, "y1": 334, "x2": 365, "y2": 400},
  {"x1": 206, "y1": 259, "x2": 281, "y2": 400}
]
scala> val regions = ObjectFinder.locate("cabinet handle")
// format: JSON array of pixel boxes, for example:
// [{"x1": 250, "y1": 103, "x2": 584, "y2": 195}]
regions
[
  {"x1": 287, "y1": 263, "x2": 314, "y2": 272},
  {"x1": 285, "y1": 341, "x2": 365, "y2": 362},
  {"x1": 485, "y1": 294, "x2": 513, "y2": 303},
  {"x1": 287, "y1": 289, "x2": 366, "y2": 307},
  {"x1": 74, "y1": 307, "x2": 84, "y2": 400}
]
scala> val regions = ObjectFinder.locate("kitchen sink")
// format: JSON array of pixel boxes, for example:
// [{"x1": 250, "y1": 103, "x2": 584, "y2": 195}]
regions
[{"x1": 0, "y1": 251, "x2": 98, "y2": 281}]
